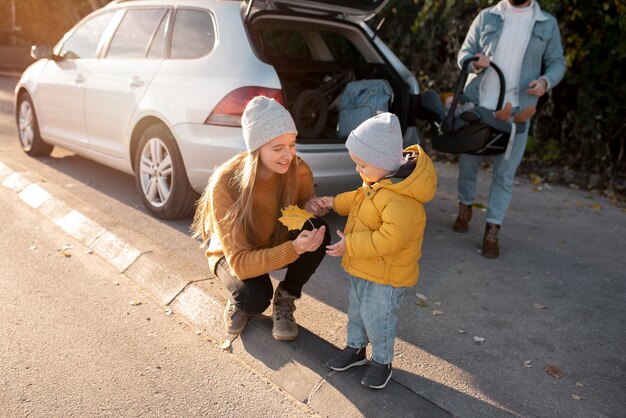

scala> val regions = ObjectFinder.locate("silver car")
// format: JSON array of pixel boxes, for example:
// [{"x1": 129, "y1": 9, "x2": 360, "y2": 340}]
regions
[{"x1": 15, "y1": 0, "x2": 420, "y2": 219}]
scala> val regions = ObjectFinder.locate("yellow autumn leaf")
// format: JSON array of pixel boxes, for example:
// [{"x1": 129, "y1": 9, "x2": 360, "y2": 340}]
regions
[{"x1": 278, "y1": 205, "x2": 314, "y2": 231}]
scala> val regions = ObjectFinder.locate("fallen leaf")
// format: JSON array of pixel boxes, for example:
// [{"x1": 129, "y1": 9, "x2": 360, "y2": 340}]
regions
[
  {"x1": 590, "y1": 203, "x2": 602, "y2": 210},
  {"x1": 523, "y1": 360, "x2": 533, "y2": 368},
  {"x1": 533, "y1": 303, "x2": 547, "y2": 309},
  {"x1": 63, "y1": 250, "x2": 72, "y2": 257},
  {"x1": 416, "y1": 299, "x2": 428, "y2": 307},
  {"x1": 473, "y1": 336, "x2": 485, "y2": 344},
  {"x1": 219, "y1": 339, "x2": 232, "y2": 350},
  {"x1": 472, "y1": 202, "x2": 486, "y2": 209},
  {"x1": 571, "y1": 394, "x2": 582, "y2": 400},
  {"x1": 415, "y1": 293, "x2": 428, "y2": 301},
  {"x1": 530, "y1": 173, "x2": 543, "y2": 184},
  {"x1": 29, "y1": 245, "x2": 37, "y2": 250},
  {"x1": 432, "y1": 310, "x2": 444, "y2": 316},
  {"x1": 545, "y1": 365, "x2": 564, "y2": 379},
  {"x1": 434, "y1": 301, "x2": 442, "y2": 306},
  {"x1": 533, "y1": 186, "x2": 543, "y2": 192},
  {"x1": 575, "y1": 382, "x2": 584, "y2": 387},
  {"x1": 458, "y1": 329, "x2": 466, "y2": 334},
  {"x1": 129, "y1": 300, "x2": 142, "y2": 306},
  {"x1": 278, "y1": 205, "x2": 314, "y2": 231},
  {"x1": 575, "y1": 202, "x2": 585, "y2": 207}
]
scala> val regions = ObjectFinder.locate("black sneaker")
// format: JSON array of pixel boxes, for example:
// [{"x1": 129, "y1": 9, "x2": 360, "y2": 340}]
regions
[
  {"x1": 326, "y1": 346, "x2": 367, "y2": 371},
  {"x1": 361, "y1": 361, "x2": 392, "y2": 389}
]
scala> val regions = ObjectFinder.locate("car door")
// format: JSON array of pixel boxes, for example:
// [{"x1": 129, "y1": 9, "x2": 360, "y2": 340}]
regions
[
  {"x1": 83, "y1": 7, "x2": 169, "y2": 159},
  {"x1": 34, "y1": 11, "x2": 116, "y2": 148}
]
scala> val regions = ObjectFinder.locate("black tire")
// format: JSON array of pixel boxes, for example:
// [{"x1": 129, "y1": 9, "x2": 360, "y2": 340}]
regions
[
  {"x1": 292, "y1": 89, "x2": 328, "y2": 139},
  {"x1": 16, "y1": 92, "x2": 53, "y2": 156},
  {"x1": 134, "y1": 124, "x2": 198, "y2": 219}
]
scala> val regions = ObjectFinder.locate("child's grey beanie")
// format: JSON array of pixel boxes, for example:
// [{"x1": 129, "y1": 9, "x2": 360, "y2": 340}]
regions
[
  {"x1": 241, "y1": 96, "x2": 297, "y2": 152},
  {"x1": 345, "y1": 112, "x2": 404, "y2": 171}
]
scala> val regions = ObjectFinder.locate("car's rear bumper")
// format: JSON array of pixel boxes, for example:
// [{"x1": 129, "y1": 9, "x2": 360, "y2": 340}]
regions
[{"x1": 172, "y1": 123, "x2": 360, "y2": 195}]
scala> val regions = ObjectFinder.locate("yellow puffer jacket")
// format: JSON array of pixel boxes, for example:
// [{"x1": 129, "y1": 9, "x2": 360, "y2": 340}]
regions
[{"x1": 333, "y1": 145, "x2": 437, "y2": 287}]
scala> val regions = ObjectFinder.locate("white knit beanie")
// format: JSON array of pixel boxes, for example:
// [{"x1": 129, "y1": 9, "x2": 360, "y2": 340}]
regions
[
  {"x1": 241, "y1": 96, "x2": 297, "y2": 152},
  {"x1": 345, "y1": 112, "x2": 404, "y2": 171}
]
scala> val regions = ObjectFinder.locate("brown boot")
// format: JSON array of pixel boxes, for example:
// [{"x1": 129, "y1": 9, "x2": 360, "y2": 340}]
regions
[
  {"x1": 453, "y1": 203, "x2": 473, "y2": 233},
  {"x1": 482, "y1": 223, "x2": 501, "y2": 259},
  {"x1": 223, "y1": 299, "x2": 250, "y2": 334},
  {"x1": 272, "y1": 288, "x2": 298, "y2": 341}
]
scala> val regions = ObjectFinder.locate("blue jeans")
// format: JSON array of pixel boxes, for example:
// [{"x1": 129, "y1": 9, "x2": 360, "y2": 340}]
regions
[
  {"x1": 346, "y1": 275, "x2": 407, "y2": 365},
  {"x1": 457, "y1": 116, "x2": 530, "y2": 225}
]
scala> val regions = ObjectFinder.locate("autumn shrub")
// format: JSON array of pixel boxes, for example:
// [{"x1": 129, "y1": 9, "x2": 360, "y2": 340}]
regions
[{"x1": 379, "y1": 0, "x2": 625, "y2": 194}]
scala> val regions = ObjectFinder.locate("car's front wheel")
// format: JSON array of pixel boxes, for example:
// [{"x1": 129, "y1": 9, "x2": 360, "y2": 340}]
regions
[
  {"x1": 134, "y1": 124, "x2": 198, "y2": 219},
  {"x1": 16, "y1": 92, "x2": 53, "y2": 156}
]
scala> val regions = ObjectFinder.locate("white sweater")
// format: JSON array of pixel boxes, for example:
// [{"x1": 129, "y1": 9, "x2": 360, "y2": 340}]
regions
[{"x1": 480, "y1": 0, "x2": 535, "y2": 109}]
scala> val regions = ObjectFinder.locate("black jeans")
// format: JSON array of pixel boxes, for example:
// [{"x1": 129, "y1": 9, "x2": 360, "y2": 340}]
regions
[{"x1": 214, "y1": 217, "x2": 331, "y2": 315}]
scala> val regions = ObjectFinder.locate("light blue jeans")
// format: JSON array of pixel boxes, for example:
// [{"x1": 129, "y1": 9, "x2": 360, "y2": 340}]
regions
[
  {"x1": 458, "y1": 116, "x2": 530, "y2": 225},
  {"x1": 346, "y1": 275, "x2": 407, "y2": 365}
]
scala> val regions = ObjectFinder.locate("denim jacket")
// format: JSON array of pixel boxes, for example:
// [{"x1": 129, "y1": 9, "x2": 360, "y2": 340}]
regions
[{"x1": 458, "y1": 1, "x2": 566, "y2": 110}]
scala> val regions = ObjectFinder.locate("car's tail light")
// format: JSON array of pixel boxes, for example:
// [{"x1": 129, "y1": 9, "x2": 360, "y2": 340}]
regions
[{"x1": 204, "y1": 87, "x2": 284, "y2": 126}]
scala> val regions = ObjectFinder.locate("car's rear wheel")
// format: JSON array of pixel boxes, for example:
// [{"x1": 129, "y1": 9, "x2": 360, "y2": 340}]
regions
[
  {"x1": 134, "y1": 124, "x2": 198, "y2": 219},
  {"x1": 17, "y1": 92, "x2": 53, "y2": 156}
]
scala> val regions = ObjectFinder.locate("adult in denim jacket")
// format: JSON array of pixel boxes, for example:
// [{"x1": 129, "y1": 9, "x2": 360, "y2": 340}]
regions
[{"x1": 453, "y1": 0, "x2": 566, "y2": 258}]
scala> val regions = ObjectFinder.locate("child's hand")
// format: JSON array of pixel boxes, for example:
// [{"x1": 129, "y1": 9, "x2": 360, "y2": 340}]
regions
[
  {"x1": 303, "y1": 197, "x2": 331, "y2": 216},
  {"x1": 326, "y1": 229, "x2": 346, "y2": 257},
  {"x1": 303, "y1": 196, "x2": 334, "y2": 216}
]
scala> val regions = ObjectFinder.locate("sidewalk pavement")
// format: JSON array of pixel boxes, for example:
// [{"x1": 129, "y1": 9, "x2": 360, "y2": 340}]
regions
[{"x1": 1, "y1": 154, "x2": 624, "y2": 417}]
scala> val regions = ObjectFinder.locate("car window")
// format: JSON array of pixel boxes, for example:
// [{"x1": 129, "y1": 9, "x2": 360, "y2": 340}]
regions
[
  {"x1": 61, "y1": 11, "x2": 115, "y2": 59},
  {"x1": 147, "y1": 10, "x2": 170, "y2": 59},
  {"x1": 321, "y1": 31, "x2": 367, "y2": 65},
  {"x1": 261, "y1": 30, "x2": 311, "y2": 60},
  {"x1": 170, "y1": 9, "x2": 215, "y2": 59},
  {"x1": 107, "y1": 9, "x2": 168, "y2": 59}
]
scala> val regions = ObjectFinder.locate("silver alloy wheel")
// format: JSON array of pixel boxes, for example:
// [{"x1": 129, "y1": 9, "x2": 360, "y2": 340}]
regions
[
  {"x1": 18, "y1": 100, "x2": 34, "y2": 149},
  {"x1": 138, "y1": 137, "x2": 173, "y2": 208}
]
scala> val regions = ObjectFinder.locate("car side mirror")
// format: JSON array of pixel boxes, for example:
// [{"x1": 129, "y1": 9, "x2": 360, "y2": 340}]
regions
[{"x1": 31, "y1": 44, "x2": 58, "y2": 61}]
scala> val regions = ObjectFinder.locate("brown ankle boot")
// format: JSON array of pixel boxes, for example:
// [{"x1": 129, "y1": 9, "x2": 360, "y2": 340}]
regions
[
  {"x1": 482, "y1": 223, "x2": 500, "y2": 259},
  {"x1": 272, "y1": 288, "x2": 298, "y2": 341},
  {"x1": 453, "y1": 203, "x2": 473, "y2": 233}
]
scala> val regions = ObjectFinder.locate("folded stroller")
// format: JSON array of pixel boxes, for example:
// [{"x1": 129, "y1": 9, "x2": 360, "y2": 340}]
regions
[{"x1": 418, "y1": 57, "x2": 526, "y2": 158}]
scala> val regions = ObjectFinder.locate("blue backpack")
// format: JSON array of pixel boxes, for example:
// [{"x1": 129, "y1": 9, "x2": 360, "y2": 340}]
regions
[{"x1": 337, "y1": 79, "x2": 393, "y2": 137}]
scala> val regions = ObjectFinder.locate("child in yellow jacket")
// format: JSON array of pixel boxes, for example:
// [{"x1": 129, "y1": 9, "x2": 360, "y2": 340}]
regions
[{"x1": 315, "y1": 112, "x2": 437, "y2": 389}]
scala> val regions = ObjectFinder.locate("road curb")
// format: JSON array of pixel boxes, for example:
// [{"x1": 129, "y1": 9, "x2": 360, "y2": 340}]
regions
[{"x1": 0, "y1": 160, "x2": 450, "y2": 417}]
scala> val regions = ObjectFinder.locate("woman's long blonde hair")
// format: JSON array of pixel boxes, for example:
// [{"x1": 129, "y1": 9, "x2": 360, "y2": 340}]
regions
[{"x1": 191, "y1": 150, "x2": 299, "y2": 250}]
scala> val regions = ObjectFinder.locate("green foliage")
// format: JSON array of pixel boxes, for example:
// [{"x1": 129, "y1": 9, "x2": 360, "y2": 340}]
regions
[{"x1": 379, "y1": 0, "x2": 625, "y2": 184}]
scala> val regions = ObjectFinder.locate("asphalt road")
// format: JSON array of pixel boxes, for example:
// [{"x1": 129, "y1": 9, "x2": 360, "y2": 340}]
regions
[
  {"x1": 2, "y1": 74, "x2": 625, "y2": 417},
  {"x1": 0, "y1": 79, "x2": 316, "y2": 417}
]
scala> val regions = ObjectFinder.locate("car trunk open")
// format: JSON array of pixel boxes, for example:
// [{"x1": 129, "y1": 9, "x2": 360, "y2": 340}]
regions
[{"x1": 247, "y1": 11, "x2": 407, "y2": 144}]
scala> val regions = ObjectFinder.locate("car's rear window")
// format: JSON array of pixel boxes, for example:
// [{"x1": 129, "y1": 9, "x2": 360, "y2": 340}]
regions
[{"x1": 170, "y1": 9, "x2": 216, "y2": 59}]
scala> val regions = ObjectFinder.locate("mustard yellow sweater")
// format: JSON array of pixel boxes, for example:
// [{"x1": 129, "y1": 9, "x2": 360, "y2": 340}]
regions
[{"x1": 206, "y1": 156, "x2": 315, "y2": 279}]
